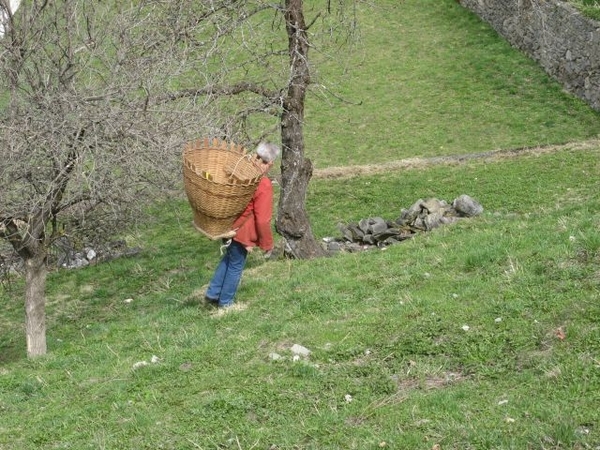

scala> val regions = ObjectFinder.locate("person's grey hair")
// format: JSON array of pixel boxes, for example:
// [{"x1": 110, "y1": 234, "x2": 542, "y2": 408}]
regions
[{"x1": 255, "y1": 142, "x2": 281, "y2": 163}]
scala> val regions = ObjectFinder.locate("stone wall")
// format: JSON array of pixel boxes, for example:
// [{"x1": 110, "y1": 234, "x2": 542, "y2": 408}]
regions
[{"x1": 458, "y1": 0, "x2": 600, "y2": 111}]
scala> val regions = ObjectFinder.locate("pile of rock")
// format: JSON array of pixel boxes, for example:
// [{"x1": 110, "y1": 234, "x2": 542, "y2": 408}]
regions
[
  {"x1": 324, "y1": 194, "x2": 483, "y2": 253},
  {"x1": 52, "y1": 239, "x2": 141, "y2": 269},
  {"x1": 1, "y1": 239, "x2": 142, "y2": 276}
]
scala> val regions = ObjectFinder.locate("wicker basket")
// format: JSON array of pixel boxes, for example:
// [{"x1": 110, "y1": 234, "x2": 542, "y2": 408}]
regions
[{"x1": 183, "y1": 138, "x2": 263, "y2": 239}]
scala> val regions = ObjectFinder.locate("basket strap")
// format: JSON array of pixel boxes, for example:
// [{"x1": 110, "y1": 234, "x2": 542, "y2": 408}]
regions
[
  {"x1": 228, "y1": 154, "x2": 256, "y2": 183},
  {"x1": 220, "y1": 239, "x2": 233, "y2": 255}
]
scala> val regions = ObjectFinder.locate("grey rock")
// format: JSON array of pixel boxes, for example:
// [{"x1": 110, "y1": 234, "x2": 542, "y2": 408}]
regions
[
  {"x1": 452, "y1": 194, "x2": 483, "y2": 217},
  {"x1": 367, "y1": 217, "x2": 388, "y2": 235},
  {"x1": 291, "y1": 344, "x2": 311, "y2": 356}
]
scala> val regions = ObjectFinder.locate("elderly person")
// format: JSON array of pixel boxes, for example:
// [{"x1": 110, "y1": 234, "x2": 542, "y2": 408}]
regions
[{"x1": 204, "y1": 142, "x2": 280, "y2": 313}]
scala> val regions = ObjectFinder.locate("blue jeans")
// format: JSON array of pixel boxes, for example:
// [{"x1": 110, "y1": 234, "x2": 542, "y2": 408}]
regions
[{"x1": 206, "y1": 240, "x2": 248, "y2": 307}]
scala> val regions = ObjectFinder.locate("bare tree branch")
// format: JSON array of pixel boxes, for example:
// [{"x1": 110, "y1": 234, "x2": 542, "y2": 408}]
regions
[{"x1": 160, "y1": 82, "x2": 281, "y2": 104}]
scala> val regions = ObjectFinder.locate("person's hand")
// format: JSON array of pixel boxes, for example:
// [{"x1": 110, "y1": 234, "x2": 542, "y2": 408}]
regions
[
  {"x1": 221, "y1": 229, "x2": 237, "y2": 239},
  {"x1": 245, "y1": 246, "x2": 253, "y2": 253}
]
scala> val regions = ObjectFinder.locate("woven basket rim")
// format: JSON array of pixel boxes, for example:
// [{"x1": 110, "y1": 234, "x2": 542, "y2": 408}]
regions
[{"x1": 183, "y1": 138, "x2": 263, "y2": 186}]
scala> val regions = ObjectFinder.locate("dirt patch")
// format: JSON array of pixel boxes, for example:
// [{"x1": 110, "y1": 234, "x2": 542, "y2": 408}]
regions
[
  {"x1": 395, "y1": 371, "x2": 465, "y2": 392},
  {"x1": 312, "y1": 138, "x2": 600, "y2": 180}
]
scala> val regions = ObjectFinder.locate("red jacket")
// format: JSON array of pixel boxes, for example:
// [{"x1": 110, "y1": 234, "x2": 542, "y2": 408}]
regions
[{"x1": 232, "y1": 177, "x2": 274, "y2": 252}]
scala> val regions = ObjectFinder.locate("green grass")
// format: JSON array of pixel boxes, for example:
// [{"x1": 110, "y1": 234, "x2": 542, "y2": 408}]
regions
[
  {"x1": 302, "y1": 0, "x2": 600, "y2": 168},
  {"x1": 569, "y1": 0, "x2": 600, "y2": 20},
  {"x1": 2, "y1": 148, "x2": 600, "y2": 449},
  {"x1": 2, "y1": 0, "x2": 600, "y2": 448}
]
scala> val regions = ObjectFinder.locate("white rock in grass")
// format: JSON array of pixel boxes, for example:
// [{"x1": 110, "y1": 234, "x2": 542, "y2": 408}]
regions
[
  {"x1": 269, "y1": 352, "x2": 283, "y2": 361},
  {"x1": 462, "y1": 325, "x2": 470, "y2": 331},
  {"x1": 290, "y1": 344, "x2": 311, "y2": 356},
  {"x1": 344, "y1": 394, "x2": 353, "y2": 403},
  {"x1": 151, "y1": 355, "x2": 160, "y2": 364},
  {"x1": 132, "y1": 361, "x2": 149, "y2": 370}
]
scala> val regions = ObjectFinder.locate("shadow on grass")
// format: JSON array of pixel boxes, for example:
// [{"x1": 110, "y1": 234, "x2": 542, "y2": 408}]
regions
[
  {"x1": 0, "y1": 340, "x2": 25, "y2": 364},
  {"x1": 177, "y1": 297, "x2": 204, "y2": 309}
]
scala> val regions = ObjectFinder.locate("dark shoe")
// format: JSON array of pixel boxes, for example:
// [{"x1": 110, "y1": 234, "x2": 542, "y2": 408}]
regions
[{"x1": 204, "y1": 296, "x2": 219, "y2": 307}]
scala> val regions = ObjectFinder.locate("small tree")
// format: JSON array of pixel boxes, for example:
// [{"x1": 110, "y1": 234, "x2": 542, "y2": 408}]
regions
[{"x1": 0, "y1": 0, "x2": 221, "y2": 357}]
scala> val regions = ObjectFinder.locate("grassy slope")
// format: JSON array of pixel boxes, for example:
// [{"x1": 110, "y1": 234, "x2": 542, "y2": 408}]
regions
[
  {"x1": 304, "y1": 1, "x2": 600, "y2": 167},
  {"x1": 1, "y1": 0, "x2": 600, "y2": 449},
  {"x1": 2, "y1": 148, "x2": 598, "y2": 449}
]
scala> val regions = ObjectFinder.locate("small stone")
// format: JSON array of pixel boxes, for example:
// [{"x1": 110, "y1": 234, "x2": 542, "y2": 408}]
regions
[
  {"x1": 132, "y1": 361, "x2": 149, "y2": 370},
  {"x1": 327, "y1": 241, "x2": 342, "y2": 252},
  {"x1": 452, "y1": 195, "x2": 483, "y2": 217},
  {"x1": 290, "y1": 344, "x2": 311, "y2": 356},
  {"x1": 179, "y1": 362, "x2": 193, "y2": 371}
]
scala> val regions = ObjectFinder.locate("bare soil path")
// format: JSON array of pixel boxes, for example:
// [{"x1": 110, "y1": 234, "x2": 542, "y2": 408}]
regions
[{"x1": 312, "y1": 138, "x2": 600, "y2": 180}]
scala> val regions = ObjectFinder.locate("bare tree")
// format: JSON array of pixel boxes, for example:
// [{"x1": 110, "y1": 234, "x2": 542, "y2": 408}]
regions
[
  {"x1": 1, "y1": 0, "x2": 359, "y2": 357},
  {"x1": 0, "y1": 1, "x2": 224, "y2": 357}
]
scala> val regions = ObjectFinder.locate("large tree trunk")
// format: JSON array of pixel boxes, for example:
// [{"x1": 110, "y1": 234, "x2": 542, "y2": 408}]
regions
[
  {"x1": 24, "y1": 253, "x2": 48, "y2": 357},
  {"x1": 276, "y1": 0, "x2": 327, "y2": 259}
]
